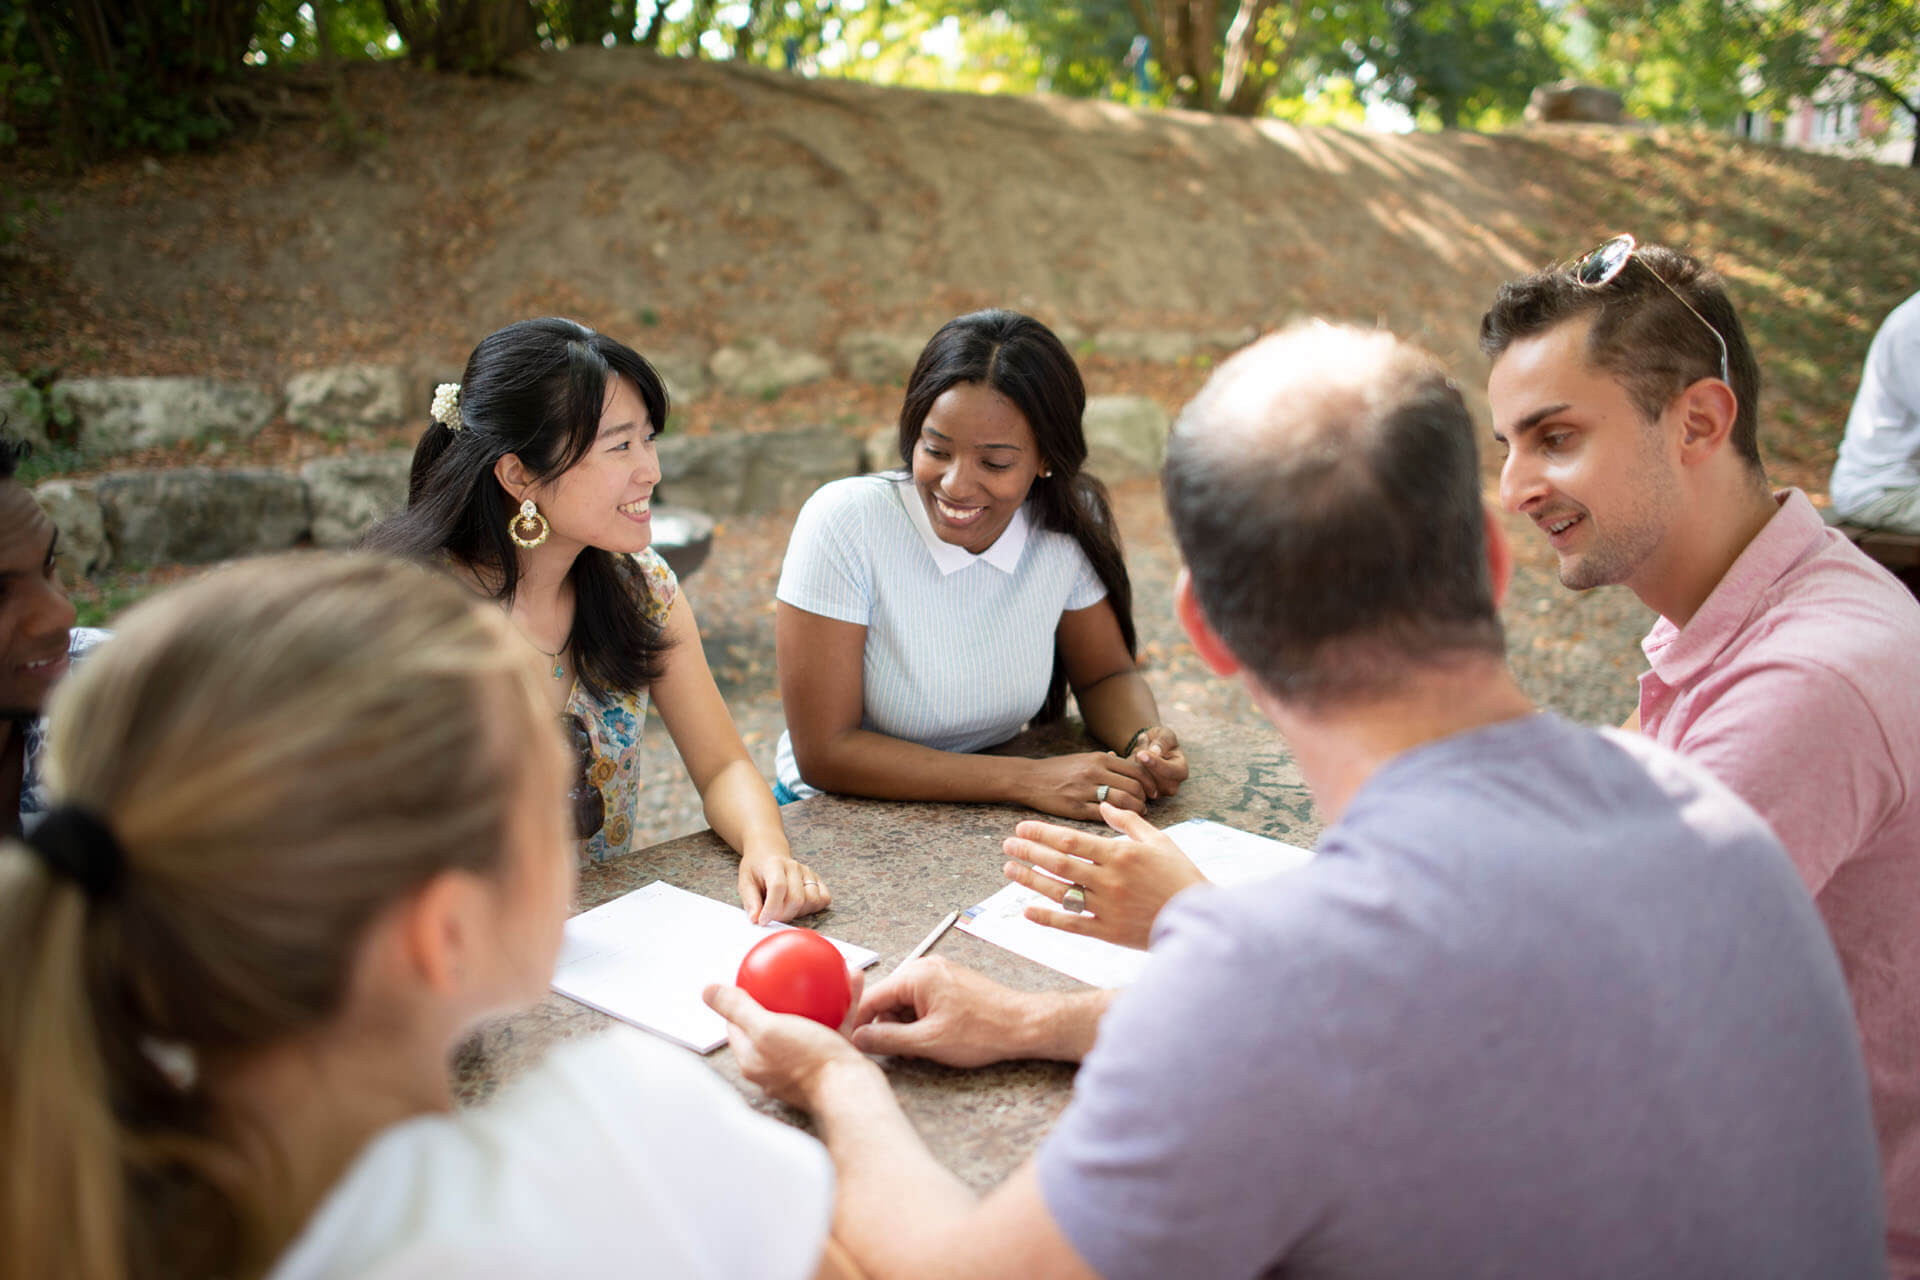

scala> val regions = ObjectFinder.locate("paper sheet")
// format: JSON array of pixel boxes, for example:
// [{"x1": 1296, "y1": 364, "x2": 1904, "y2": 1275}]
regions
[
  {"x1": 551, "y1": 881, "x2": 879, "y2": 1054},
  {"x1": 957, "y1": 818, "x2": 1315, "y2": 988}
]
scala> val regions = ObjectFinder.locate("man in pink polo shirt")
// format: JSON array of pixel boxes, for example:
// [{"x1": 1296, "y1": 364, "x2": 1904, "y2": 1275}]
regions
[{"x1": 1482, "y1": 238, "x2": 1920, "y2": 1275}]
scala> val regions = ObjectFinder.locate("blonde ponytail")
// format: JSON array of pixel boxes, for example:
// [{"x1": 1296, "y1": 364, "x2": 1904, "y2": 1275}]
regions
[
  {"x1": 0, "y1": 552, "x2": 548, "y2": 1280},
  {"x1": 0, "y1": 857, "x2": 123, "y2": 1280}
]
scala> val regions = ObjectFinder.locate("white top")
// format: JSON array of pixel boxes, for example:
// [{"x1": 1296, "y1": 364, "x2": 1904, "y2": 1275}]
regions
[
  {"x1": 774, "y1": 475, "x2": 1107, "y2": 796},
  {"x1": 1832, "y1": 290, "x2": 1920, "y2": 514},
  {"x1": 267, "y1": 1027, "x2": 834, "y2": 1280}
]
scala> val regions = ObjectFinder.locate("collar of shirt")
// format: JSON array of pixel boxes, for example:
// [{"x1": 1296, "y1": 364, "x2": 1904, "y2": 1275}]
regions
[
  {"x1": 1641, "y1": 488, "x2": 1826, "y2": 685},
  {"x1": 896, "y1": 477, "x2": 1030, "y2": 576}
]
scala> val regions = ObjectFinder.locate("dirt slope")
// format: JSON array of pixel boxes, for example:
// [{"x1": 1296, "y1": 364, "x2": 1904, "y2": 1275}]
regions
[{"x1": 6, "y1": 46, "x2": 1918, "y2": 483}]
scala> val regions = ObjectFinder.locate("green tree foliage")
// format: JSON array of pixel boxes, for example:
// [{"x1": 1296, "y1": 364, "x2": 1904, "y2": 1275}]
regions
[
  {"x1": 10, "y1": 0, "x2": 1904, "y2": 168},
  {"x1": 1345, "y1": 0, "x2": 1560, "y2": 128},
  {"x1": 1577, "y1": 0, "x2": 1918, "y2": 166},
  {"x1": 912, "y1": 0, "x2": 1140, "y2": 98},
  {"x1": 1761, "y1": 0, "x2": 1919, "y2": 167},
  {"x1": 1, "y1": 0, "x2": 260, "y2": 165}
]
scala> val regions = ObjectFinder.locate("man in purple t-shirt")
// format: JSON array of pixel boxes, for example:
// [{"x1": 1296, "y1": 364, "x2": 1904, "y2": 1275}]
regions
[
  {"x1": 706, "y1": 323, "x2": 1885, "y2": 1280},
  {"x1": 1483, "y1": 240, "x2": 1920, "y2": 1274}
]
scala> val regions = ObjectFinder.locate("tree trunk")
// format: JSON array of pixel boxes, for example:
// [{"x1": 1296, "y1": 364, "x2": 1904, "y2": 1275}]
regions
[
  {"x1": 637, "y1": 0, "x2": 664, "y2": 49},
  {"x1": 312, "y1": 0, "x2": 334, "y2": 63}
]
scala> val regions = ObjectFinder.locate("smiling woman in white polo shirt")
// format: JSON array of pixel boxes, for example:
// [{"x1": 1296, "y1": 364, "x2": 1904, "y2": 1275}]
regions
[{"x1": 774, "y1": 309, "x2": 1186, "y2": 820}]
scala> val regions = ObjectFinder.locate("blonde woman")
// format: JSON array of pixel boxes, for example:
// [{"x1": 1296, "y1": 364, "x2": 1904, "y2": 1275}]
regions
[
  {"x1": 0, "y1": 555, "x2": 853, "y2": 1280},
  {"x1": 368, "y1": 317, "x2": 826, "y2": 924}
]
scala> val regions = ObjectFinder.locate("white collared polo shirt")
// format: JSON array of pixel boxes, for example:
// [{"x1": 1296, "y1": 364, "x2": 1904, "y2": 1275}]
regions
[{"x1": 773, "y1": 475, "x2": 1107, "y2": 797}]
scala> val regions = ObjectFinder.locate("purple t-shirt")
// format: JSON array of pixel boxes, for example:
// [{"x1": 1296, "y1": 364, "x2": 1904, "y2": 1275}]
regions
[{"x1": 1036, "y1": 714, "x2": 1884, "y2": 1280}]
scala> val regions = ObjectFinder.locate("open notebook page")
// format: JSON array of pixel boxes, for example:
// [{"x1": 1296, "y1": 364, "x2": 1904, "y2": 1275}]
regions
[
  {"x1": 552, "y1": 881, "x2": 879, "y2": 1054},
  {"x1": 958, "y1": 818, "x2": 1315, "y2": 988}
]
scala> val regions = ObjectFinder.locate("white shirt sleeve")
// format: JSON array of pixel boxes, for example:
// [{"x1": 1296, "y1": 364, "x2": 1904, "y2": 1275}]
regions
[
  {"x1": 271, "y1": 1027, "x2": 834, "y2": 1280},
  {"x1": 777, "y1": 479, "x2": 878, "y2": 626},
  {"x1": 1064, "y1": 538, "x2": 1109, "y2": 612}
]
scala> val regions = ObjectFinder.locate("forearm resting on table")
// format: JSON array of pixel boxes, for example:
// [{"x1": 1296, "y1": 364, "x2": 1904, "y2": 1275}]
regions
[
  {"x1": 699, "y1": 756, "x2": 792, "y2": 855},
  {"x1": 791, "y1": 727, "x2": 1032, "y2": 805},
  {"x1": 1072, "y1": 669, "x2": 1161, "y2": 755},
  {"x1": 1014, "y1": 987, "x2": 1113, "y2": 1062}
]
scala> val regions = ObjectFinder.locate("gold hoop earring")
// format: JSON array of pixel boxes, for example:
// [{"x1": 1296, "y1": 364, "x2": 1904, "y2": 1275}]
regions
[{"x1": 509, "y1": 498, "x2": 550, "y2": 549}]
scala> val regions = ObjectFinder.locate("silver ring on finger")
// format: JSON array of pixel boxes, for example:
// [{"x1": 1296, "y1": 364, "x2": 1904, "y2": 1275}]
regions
[
  {"x1": 1061, "y1": 885, "x2": 1087, "y2": 914},
  {"x1": 803, "y1": 880, "x2": 821, "y2": 888},
  {"x1": 1094, "y1": 784, "x2": 1110, "y2": 804}
]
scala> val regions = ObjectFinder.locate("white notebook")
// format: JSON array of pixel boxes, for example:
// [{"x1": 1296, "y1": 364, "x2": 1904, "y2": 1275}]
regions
[
  {"x1": 551, "y1": 880, "x2": 879, "y2": 1054},
  {"x1": 958, "y1": 818, "x2": 1316, "y2": 988}
]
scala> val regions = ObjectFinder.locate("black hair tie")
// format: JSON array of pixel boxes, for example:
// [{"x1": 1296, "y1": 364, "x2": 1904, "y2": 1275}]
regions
[{"x1": 26, "y1": 806, "x2": 125, "y2": 900}]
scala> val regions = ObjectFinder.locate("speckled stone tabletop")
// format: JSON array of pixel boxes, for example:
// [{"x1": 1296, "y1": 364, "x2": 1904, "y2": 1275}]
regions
[{"x1": 453, "y1": 717, "x2": 1322, "y2": 1191}]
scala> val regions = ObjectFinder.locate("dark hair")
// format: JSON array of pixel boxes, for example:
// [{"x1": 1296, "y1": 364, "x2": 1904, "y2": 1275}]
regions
[
  {"x1": 0, "y1": 434, "x2": 26, "y2": 481},
  {"x1": 365, "y1": 318, "x2": 672, "y2": 701},
  {"x1": 892, "y1": 309, "x2": 1135, "y2": 722},
  {"x1": 1163, "y1": 323, "x2": 1504, "y2": 708},
  {"x1": 1479, "y1": 242, "x2": 1763, "y2": 470}
]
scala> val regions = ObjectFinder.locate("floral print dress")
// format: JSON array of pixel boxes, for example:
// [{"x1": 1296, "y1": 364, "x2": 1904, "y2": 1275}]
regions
[{"x1": 572, "y1": 548, "x2": 679, "y2": 863}]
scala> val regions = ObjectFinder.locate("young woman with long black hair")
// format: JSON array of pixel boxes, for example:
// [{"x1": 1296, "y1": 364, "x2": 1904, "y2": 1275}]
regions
[
  {"x1": 369, "y1": 318, "x2": 826, "y2": 922},
  {"x1": 775, "y1": 309, "x2": 1187, "y2": 820}
]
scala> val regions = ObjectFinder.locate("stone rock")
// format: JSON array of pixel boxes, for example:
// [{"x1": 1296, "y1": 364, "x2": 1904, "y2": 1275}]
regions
[
  {"x1": 655, "y1": 434, "x2": 746, "y2": 516},
  {"x1": 649, "y1": 353, "x2": 711, "y2": 407},
  {"x1": 1082, "y1": 395, "x2": 1171, "y2": 477},
  {"x1": 741, "y1": 430, "x2": 866, "y2": 513},
  {"x1": 300, "y1": 451, "x2": 413, "y2": 548},
  {"x1": 707, "y1": 339, "x2": 830, "y2": 399},
  {"x1": 1090, "y1": 331, "x2": 1199, "y2": 364},
  {"x1": 1200, "y1": 325, "x2": 1259, "y2": 350},
  {"x1": 1526, "y1": 81, "x2": 1626, "y2": 125},
  {"x1": 1, "y1": 376, "x2": 50, "y2": 451},
  {"x1": 836, "y1": 332, "x2": 925, "y2": 384},
  {"x1": 52, "y1": 377, "x2": 277, "y2": 456},
  {"x1": 285, "y1": 365, "x2": 407, "y2": 431},
  {"x1": 863, "y1": 425, "x2": 905, "y2": 473},
  {"x1": 98, "y1": 468, "x2": 310, "y2": 565},
  {"x1": 34, "y1": 479, "x2": 108, "y2": 577},
  {"x1": 1051, "y1": 321, "x2": 1090, "y2": 350},
  {"x1": 658, "y1": 428, "x2": 863, "y2": 515}
]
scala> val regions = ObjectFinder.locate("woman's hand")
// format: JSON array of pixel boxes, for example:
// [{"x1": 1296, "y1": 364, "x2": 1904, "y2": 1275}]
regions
[
  {"x1": 1126, "y1": 726, "x2": 1188, "y2": 799},
  {"x1": 739, "y1": 848, "x2": 832, "y2": 924},
  {"x1": 1016, "y1": 751, "x2": 1156, "y2": 820},
  {"x1": 1001, "y1": 803, "x2": 1207, "y2": 949}
]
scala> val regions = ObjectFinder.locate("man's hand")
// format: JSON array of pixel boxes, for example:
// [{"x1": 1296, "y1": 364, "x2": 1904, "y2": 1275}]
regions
[
  {"x1": 851, "y1": 957, "x2": 1066, "y2": 1067},
  {"x1": 1002, "y1": 803, "x2": 1207, "y2": 950},
  {"x1": 703, "y1": 967, "x2": 873, "y2": 1110}
]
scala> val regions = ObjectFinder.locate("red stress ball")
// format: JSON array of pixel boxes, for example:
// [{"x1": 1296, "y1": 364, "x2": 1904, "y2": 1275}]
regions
[{"x1": 735, "y1": 930, "x2": 853, "y2": 1028}]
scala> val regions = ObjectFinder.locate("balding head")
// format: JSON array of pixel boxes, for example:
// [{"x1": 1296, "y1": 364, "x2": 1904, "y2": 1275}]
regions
[{"x1": 1163, "y1": 322, "x2": 1504, "y2": 708}]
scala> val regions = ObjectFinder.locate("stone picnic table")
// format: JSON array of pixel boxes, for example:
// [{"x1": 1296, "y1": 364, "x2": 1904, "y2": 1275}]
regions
[{"x1": 453, "y1": 717, "x2": 1324, "y2": 1190}]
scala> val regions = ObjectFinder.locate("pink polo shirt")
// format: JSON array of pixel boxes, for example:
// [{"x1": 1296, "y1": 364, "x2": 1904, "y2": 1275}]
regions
[{"x1": 1640, "y1": 488, "x2": 1920, "y2": 1273}]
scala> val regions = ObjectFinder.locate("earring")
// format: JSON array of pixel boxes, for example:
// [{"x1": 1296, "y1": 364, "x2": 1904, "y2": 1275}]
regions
[{"x1": 509, "y1": 497, "x2": 550, "y2": 549}]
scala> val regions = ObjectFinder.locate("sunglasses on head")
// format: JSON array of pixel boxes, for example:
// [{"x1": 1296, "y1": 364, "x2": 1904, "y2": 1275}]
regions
[{"x1": 1571, "y1": 233, "x2": 1731, "y2": 385}]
